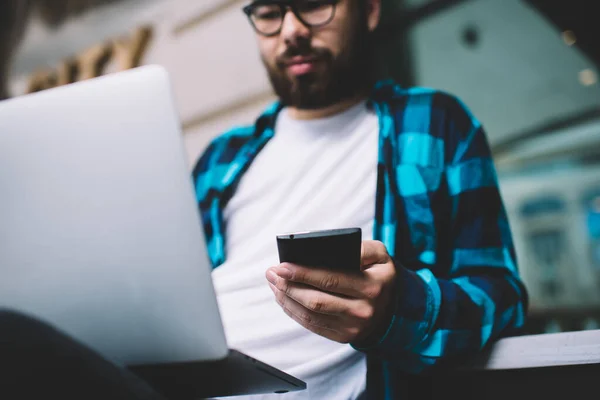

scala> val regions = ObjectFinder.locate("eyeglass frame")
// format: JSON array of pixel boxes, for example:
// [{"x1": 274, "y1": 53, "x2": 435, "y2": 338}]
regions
[{"x1": 242, "y1": 0, "x2": 339, "y2": 37}]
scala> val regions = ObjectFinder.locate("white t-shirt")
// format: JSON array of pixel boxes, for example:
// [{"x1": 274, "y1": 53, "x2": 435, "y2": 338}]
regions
[{"x1": 211, "y1": 101, "x2": 379, "y2": 400}]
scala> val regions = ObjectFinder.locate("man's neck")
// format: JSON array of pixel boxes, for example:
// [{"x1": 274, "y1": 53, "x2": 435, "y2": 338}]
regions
[{"x1": 286, "y1": 94, "x2": 368, "y2": 120}]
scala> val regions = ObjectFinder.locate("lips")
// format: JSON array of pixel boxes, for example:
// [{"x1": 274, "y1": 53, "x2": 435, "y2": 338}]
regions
[{"x1": 285, "y1": 57, "x2": 319, "y2": 76}]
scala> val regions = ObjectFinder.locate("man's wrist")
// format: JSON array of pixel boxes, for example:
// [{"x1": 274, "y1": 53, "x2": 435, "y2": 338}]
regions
[{"x1": 352, "y1": 261, "x2": 401, "y2": 348}]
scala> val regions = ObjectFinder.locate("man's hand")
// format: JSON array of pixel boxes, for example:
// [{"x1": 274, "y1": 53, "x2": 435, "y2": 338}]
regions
[{"x1": 266, "y1": 240, "x2": 397, "y2": 344}]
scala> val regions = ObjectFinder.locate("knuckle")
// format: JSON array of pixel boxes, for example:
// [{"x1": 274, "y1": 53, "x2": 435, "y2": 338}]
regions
[
  {"x1": 283, "y1": 307, "x2": 294, "y2": 319},
  {"x1": 282, "y1": 263, "x2": 298, "y2": 279},
  {"x1": 375, "y1": 241, "x2": 389, "y2": 256},
  {"x1": 352, "y1": 305, "x2": 375, "y2": 321},
  {"x1": 384, "y1": 268, "x2": 396, "y2": 284},
  {"x1": 307, "y1": 297, "x2": 325, "y2": 313},
  {"x1": 299, "y1": 312, "x2": 313, "y2": 325},
  {"x1": 275, "y1": 290, "x2": 286, "y2": 304},
  {"x1": 363, "y1": 307, "x2": 376, "y2": 321},
  {"x1": 364, "y1": 284, "x2": 382, "y2": 300},
  {"x1": 277, "y1": 280, "x2": 291, "y2": 295},
  {"x1": 321, "y1": 275, "x2": 340, "y2": 291},
  {"x1": 345, "y1": 327, "x2": 361, "y2": 341}
]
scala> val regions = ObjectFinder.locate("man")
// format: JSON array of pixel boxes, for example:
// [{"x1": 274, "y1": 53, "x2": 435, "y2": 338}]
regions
[{"x1": 193, "y1": 0, "x2": 528, "y2": 399}]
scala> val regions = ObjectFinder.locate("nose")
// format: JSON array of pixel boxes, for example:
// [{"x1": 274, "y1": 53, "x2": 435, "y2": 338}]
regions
[{"x1": 279, "y1": 8, "x2": 311, "y2": 46}]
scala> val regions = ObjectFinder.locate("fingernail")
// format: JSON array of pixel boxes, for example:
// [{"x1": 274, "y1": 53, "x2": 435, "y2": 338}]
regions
[
  {"x1": 266, "y1": 270, "x2": 278, "y2": 284},
  {"x1": 274, "y1": 266, "x2": 293, "y2": 280}
]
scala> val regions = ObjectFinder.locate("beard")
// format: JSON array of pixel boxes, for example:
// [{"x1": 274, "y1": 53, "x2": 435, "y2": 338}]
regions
[{"x1": 262, "y1": 20, "x2": 373, "y2": 110}]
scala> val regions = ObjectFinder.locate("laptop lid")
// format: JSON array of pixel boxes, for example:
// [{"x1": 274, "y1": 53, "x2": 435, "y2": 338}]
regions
[{"x1": 0, "y1": 65, "x2": 228, "y2": 367}]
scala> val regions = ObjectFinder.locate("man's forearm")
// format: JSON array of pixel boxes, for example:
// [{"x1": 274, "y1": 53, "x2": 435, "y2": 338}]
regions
[{"x1": 352, "y1": 264, "x2": 527, "y2": 373}]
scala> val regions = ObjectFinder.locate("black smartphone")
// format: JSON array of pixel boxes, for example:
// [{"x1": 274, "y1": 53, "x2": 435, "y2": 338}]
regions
[{"x1": 276, "y1": 228, "x2": 362, "y2": 272}]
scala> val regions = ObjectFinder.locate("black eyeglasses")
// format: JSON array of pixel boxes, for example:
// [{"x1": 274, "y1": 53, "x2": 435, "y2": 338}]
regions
[{"x1": 242, "y1": 0, "x2": 339, "y2": 37}]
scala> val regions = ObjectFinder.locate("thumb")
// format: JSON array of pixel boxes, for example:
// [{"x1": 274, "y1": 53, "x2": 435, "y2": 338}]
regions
[{"x1": 361, "y1": 240, "x2": 390, "y2": 269}]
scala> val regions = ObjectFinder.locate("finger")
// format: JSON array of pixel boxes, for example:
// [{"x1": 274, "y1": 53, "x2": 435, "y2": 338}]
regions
[
  {"x1": 269, "y1": 282, "x2": 342, "y2": 329},
  {"x1": 269, "y1": 283, "x2": 347, "y2": 342},
  {"x1": 361, "y1": 240, "x2": 390, "y2": 269},
  {"x1": 270, "y1": 277, "x2": 357, "y2": 316},
  {"x1": 280, "y1": 305, "x2": 348, "y2": 343},
  {"x1": 271, "y1": 264, "x2": 366, "y2": 298}
]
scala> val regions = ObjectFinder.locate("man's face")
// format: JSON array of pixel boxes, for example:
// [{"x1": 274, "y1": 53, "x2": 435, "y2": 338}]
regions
[{"x1": 250, "y1": 0, "x2": 381, "y2": 110}]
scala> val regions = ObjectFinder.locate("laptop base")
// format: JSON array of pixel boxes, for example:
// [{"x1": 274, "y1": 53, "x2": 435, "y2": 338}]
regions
[{"x1": 129, "y1": 350, "x2": 306, "y2": 399}]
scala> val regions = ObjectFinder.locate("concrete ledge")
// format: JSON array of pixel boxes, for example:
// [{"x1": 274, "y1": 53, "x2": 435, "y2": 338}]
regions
[{"x1": 466, "y1": 329, "x2": 600, "y2": 370}]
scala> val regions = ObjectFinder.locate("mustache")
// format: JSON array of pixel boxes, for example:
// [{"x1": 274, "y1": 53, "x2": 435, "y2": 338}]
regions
[{"x1": 276, "y1": 44, "x2": 331, "y2": 65}]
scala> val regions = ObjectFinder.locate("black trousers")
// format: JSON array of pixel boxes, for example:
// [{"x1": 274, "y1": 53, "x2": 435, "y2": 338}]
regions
[{"x1": 0, "y1": 309, "x2": 166, "y2": 400}]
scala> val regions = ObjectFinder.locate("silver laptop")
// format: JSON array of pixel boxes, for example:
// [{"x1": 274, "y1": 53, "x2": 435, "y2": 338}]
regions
[{"x1": 0, "y1": 65, "x2": 305, "y2": 398}]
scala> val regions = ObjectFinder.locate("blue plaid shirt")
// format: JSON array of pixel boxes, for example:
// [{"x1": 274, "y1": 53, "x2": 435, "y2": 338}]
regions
[{"x1": 192, "y1": 80, "x2": 528, "y2": 399}]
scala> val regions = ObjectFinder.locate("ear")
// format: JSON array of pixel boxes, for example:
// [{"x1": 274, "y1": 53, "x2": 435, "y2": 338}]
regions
[{"x1": 366, "y1": 0, "x2": 382, "y2": 32}]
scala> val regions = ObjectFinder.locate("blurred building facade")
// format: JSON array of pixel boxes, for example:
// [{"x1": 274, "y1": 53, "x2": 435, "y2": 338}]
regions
[{"x1": 2, "y1": 0, "x2": 600, "y2": 334}]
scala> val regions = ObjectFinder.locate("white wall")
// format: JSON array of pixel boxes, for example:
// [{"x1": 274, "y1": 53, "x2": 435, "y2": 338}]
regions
[{"x1": 9, "y1": 0, "x2": 276, "y2": 168}]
